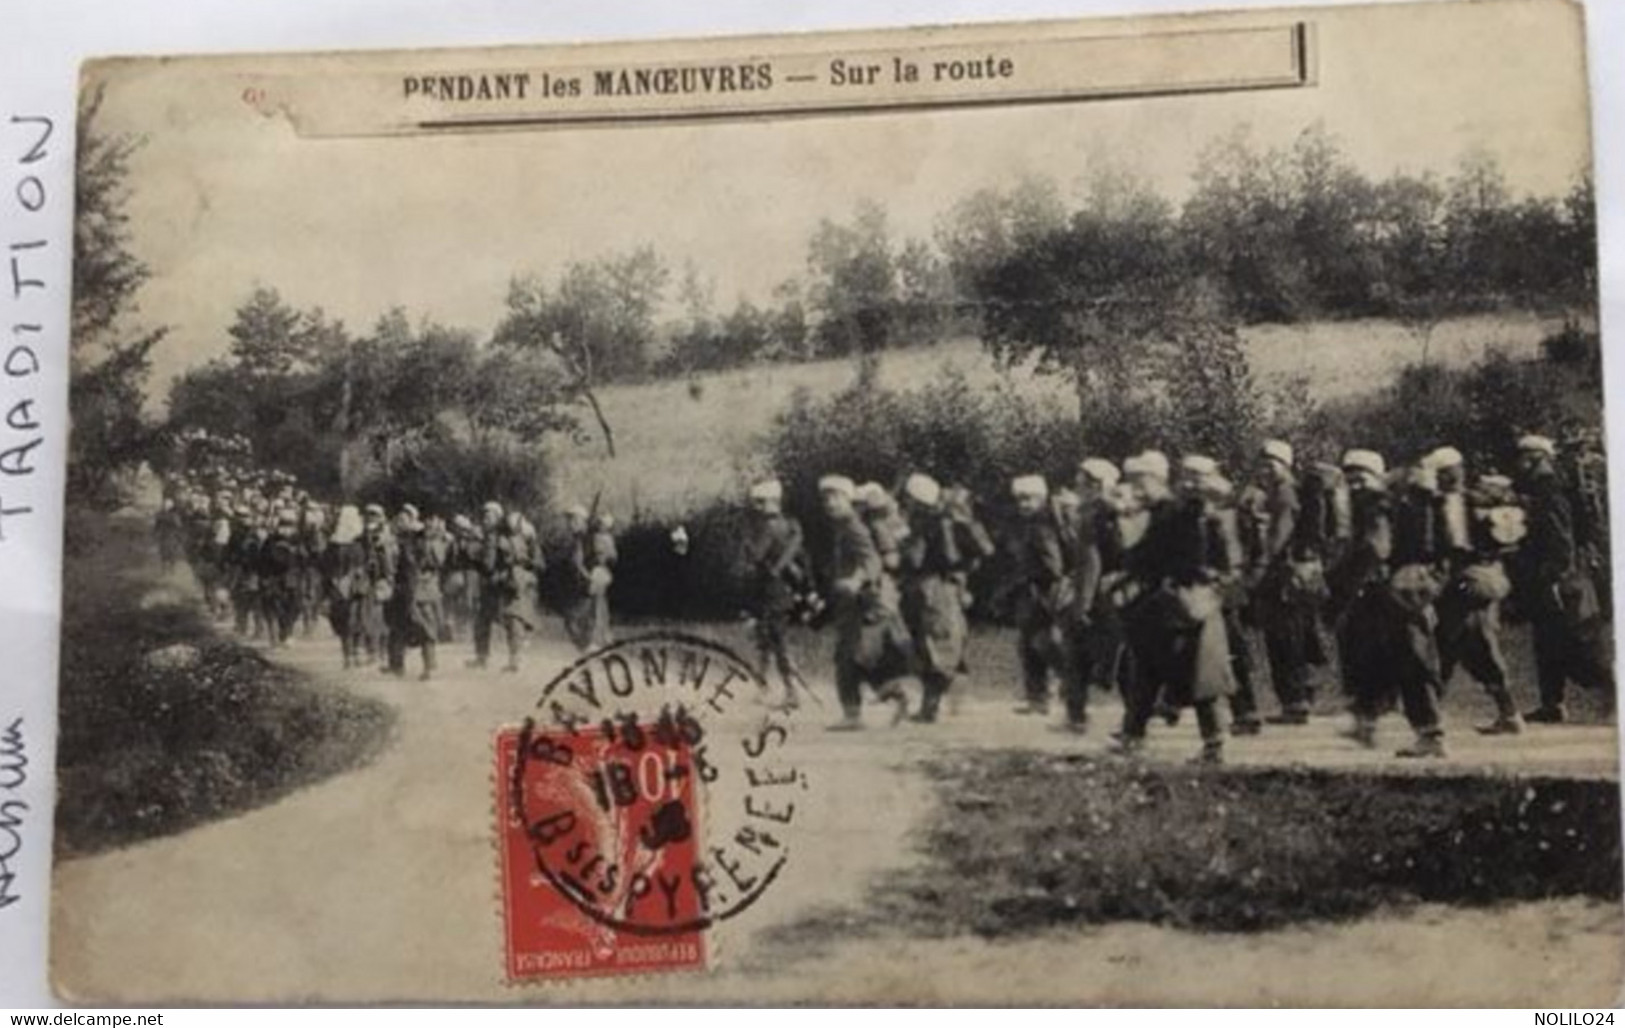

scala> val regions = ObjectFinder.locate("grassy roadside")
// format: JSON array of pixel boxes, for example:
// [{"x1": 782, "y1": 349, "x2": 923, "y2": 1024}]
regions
[
  {"x1": 55, "y1": 510, "x2": 395, "y2": 857},
  {"x1": 760, "y1": 750, "x2": 1622, "y2": 957}
]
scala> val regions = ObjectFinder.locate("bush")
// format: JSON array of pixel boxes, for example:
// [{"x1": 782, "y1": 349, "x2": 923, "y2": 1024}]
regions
[
  {"x1": 595, "y1": 502, "x2": 758, "y2": 622},
  {"x1": 767, "y1": 367, "x2": 1079, "y2": 526},
  {"x1": 355, "y1": 434, "x2": 552, "y2": 520},
  {"x1": 1316, "y1": 347, "x2": 1599, "y2": 473},
  {"x1": 1540, "y1": 320, "x2": 1602, "y2": 377}
]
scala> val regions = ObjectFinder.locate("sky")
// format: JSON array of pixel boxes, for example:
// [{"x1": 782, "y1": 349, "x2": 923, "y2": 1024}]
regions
[{"x1": 89, "y1": 0, "x2": 1595, "y2": 397}]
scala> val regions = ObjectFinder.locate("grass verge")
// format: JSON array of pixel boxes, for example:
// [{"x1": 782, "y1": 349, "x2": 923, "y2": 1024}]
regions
[
  {"x1": 759, "y1": 750, "x2": 1621, "y2": 956},
  {"x1": 55, "y1": 510, "x2": 395, "y2": 857}
]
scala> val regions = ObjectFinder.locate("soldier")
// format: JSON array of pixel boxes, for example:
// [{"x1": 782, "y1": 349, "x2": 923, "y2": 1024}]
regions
[
  {"x1": 1188, "y1": 456, "x2": 1261, "y2": 737},
  {"x1": 225, "y1": 504, "x2": 265, "y2": 639},
  {"x1": 444, "y1": 513, "x2": 482, "y2": 644},
  {"x1": 856, "y1": 482, "x2": 909, "y2": 576},
  {"x1": 154, "y1": 497, "x2": 185, "y2": 573},
  {"x1": 1331, "y1": 450, "x2": 1447, "y2": 757},
  {"x1": 898, "y1": 473, "x2": 976, "y2": 724},
  {"x1": 740, "y1": 479, "x2": 812, "y2": 710},
  {"x1": 256, "y1": 510, "x2": 304, "y2": 647},
  {"x1": 1057, "y1": 458, "x2": 1125, "y2": 734},
  {"x1": 1007, "y1": 475, "x2": 1070, "y2": 717},
  {"x1": 590, "y1": 513, "x2": 619, "y2": 646},
  {"x1": 1560, "y1": 425, "x2": 1610, "y2": 620},
  {"x1": 1114, "y1": 451, "x2": 1236, "y2": 764},
  {"x1": 1247, "y1": 439, "x2": 1319, "y2": 726},
  {"x1": 387, "y1": 505, "x2": 443, "y2": 680},
  {"x1": 422, "y1": 514, "x2": 458, "y2": 643},
  {"x1": 1514, "y1": 435, "x2": 1614, "y2": 722},
  {"x1": 468, "y1": 502, "x2": 506, "y2": 669},
  {"x1": 941, "y1": 483, "x2": 997, "y2": 620},
  {"x1": 358, "y1": 504, "x2": 397, "y2": 666},
  {"x1": 1429, "y1": 454, "x2": 1527, "y2": 735},
  {"x1": 296, "y1": 501, "x2": 329, "y2": 638},
  {"x1": 561, "y1": 504, "x2": 614, "y2": 652},
  {"x1": 323, "y1": 504, "x2": 369, "y2": 669},
  {"x1": 484, "y1": 508, "x2": 542, "y2": 672},
  {"x1": 196, "y1": 492, "x2": 234, "y2": 621},
  {"x1": 822, "y1": 474, "x2": 911, "y2": 731}
]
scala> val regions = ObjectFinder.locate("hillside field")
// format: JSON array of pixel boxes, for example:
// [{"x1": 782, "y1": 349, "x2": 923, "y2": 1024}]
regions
[{"x1": 546, "y1": 311, "x2": 1566, "y2": 518}]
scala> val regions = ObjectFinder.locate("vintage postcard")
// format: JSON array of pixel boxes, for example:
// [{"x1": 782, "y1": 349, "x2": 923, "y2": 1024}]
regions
[{"x1": 51, "y1": 0, "x2": 1621, "y2": 1005}]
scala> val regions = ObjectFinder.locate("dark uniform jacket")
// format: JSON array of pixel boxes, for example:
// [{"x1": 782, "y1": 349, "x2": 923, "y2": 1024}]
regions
[
  {"x1": 742, "y1": 513, "x2": 807, "y2": 617},
  {"x1": 1008, "y1": 513, "x2": 1068, "y2": 622},
  {"x1": 1330, "y1": 487, "x2": 1392, "y2": 615}
]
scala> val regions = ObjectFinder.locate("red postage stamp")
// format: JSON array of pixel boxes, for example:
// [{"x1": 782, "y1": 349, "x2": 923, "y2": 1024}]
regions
[{"x1": 496, "y1": 718, "x2": 710, "y2": 982}]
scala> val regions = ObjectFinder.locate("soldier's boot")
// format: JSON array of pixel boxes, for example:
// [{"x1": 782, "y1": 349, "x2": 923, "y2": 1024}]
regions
[
  {"x1": 1229, "y1": 693, "x2": 1262, "y2": 736},
  {"x1": 779, "y1": 666, "x2": 806, "y2": 711},
  {"x1": 1050, "y1": 715, "x2": 1088, "y2": 735},
  {"x1": 502, "y1": 628, "x2": 522, "y2": 673},
  {"x1": 1476, "y1": 690, "x2": 1524, "y2": 735},
  {"x1": 1523, "y1": 704, "x2": 1567, "y2": 724},
  {"x1": 1188, "y1": 739, "x2": 1224, "y2": 766},
  {"x1": 912, "y1": 674, "x2": 947, "y2": 724},
  {"x1": 1395, "y1": 731, "x2": 1447, "y2": 759},
  {"x1": 1108, "y1": 730, "x2": 1145, "y2": 756},
  {"x1": 826, "y1": 709, "x2": 864, "y2": 732},
  {"x1": 420, "y1": 644, "x2": 436, "y2": 682},
  {"x1": 1338, "y1": 716, "x2": 1378, "y2": 749},
  {"x1": 1155, "y1": 702, "x2": 1182, "y2": 727},
  {"x1": 875, "y1": 682, "x2": 909, "y2": 727}
]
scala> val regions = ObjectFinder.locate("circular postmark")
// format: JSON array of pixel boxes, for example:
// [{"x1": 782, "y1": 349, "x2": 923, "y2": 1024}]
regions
[{"x1": 508, "y1": 631, "x2": 806, "y2": 938}]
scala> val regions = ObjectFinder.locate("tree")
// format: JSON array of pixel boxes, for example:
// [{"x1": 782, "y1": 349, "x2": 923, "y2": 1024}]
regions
[
  {"x1": 69, "y1": 85, "x2": 167, "y2": 509},
  {"x1": 1368, "y1": 172, "x2": 1453, "y2": 362},
  {"x1": 971, "y1": 170, "x2": 1188, "y2": 397},
  {"x1": 894, "y1": 238, "x2": 955, "y2": 345},
  {"x1": 1288, "y1": 123, "x2": 1379, "y2": 314},
  {"x1": 464, "y1": 348, "x2": 576, "y2": 445},
  {"x1": 227, "y1": 287, "x2": 322, "y2": 376},
  {"x1": 765, "y1": 278, "x2": 813, "y2": 362},
  {"x1": 805, "y1": 200, "x2": 899, "y2": 372},
  {"x1": 1182, "y1": 125, "x2": 1310, "y2": 322},
  {"x1": 1559, "y1": 175, "x2": 1598, "y2": 311},
  {"x1": 494, "y1": 247, "x2": 669, "y2": 458},
  {"x1": 936, "y1": 175, "x2": 1066, "y2": 322}
]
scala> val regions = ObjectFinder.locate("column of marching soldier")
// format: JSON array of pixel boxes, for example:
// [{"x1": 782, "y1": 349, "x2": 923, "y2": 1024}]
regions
[
  {"x1": 153, "y1": 431, "x2": 1613, "y2": 764},
  {"x1": 154, "y1": 468, "x2": 619, "y2": 679}
]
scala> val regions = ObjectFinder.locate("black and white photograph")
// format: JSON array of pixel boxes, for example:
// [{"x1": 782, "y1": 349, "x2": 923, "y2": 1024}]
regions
[{"x1": 47, "y1": 0, "x2": 1622, "y2": 1005}]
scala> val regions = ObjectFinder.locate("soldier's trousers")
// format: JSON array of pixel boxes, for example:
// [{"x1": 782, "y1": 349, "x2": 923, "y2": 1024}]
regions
[
  {"x1": 563, "y1": 594, "x2": 610, "y2": 652},
  {"x1": 473, "y1": 603, "x2": 518, "y2": 666},
  {"x1": 263, "y1": 587, "x2": 300, "y2": 646},
  {"x1": 232, "y1": 587, "x2": 261, "y2": 636},
  {"x1": 1435, "y1": 593, "x2": 1515, "y2": 716},
  {"x1": 1531, "y1": 610, "x2": 1614, "y2": 711},
  {"x1": 1340, "y1": 592, "x2": 1443, "y2": 735},
  {"x1": 1062, "y1": 615, "x2": 1124, "y2": 726},
  {"x1": 1224, "y1": 608, "x2": 1259, "y2": 724},
  {"x1": 1122, "y1": 686, "x2": 1223, "y2": 743},
  {"x1": 1260, "y1": 606, "x2": 1317, "y2": 714},
  {"x1": 1018, "y1": 616, "x2": 1069, "y2": 708}
]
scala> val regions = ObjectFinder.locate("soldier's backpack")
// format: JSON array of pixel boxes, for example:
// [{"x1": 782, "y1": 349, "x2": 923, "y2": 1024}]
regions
[
  {"x1": 1561, "y1": 442, "x2": 1609, "y2": 555},
  {"x1": 1296, "y1": 462, "x2": 1352, "y2": 557}
]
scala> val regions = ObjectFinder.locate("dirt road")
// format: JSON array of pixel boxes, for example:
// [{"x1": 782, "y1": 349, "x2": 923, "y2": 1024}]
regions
[{"x1": 51, "y1": 621, "x2": 1624, "y2": 1005}]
